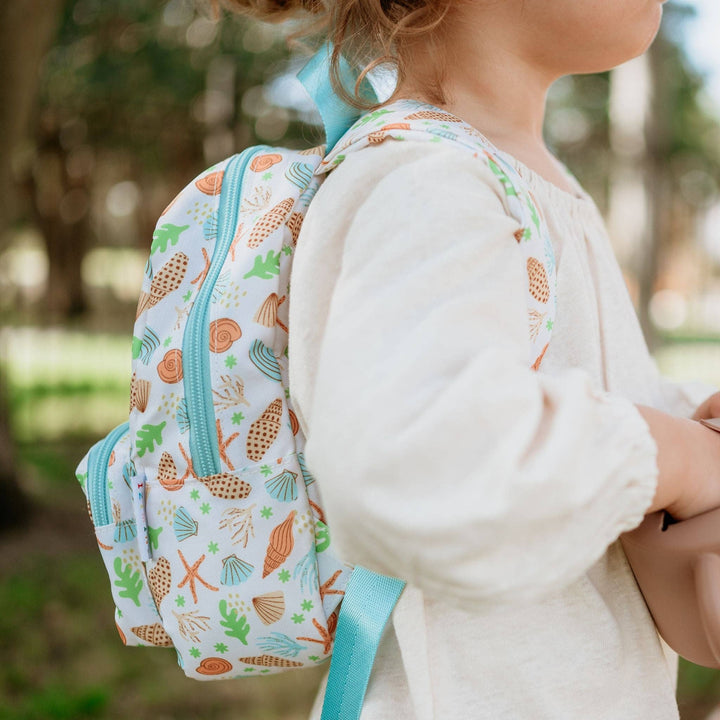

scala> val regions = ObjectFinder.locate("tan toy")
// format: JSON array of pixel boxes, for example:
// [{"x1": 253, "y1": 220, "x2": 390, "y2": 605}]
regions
[{"x1": 621, "y1": 417, "x2": 720, "y2": 668}]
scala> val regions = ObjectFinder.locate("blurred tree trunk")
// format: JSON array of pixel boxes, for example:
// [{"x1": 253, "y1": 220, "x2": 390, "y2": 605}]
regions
[
  {"x1": 0, "y1": 0, "x2": 64, "y2": 532},
  {"x1": 640, "y1": 36, "x2": 673, "y2": 354}
]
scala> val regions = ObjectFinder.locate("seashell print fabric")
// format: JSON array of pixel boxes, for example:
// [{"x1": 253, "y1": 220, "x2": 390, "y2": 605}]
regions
[
  {"x1": 75, "y1": 97, "x2": 557, "y2": 682},
  {"x1": 317, "y1": 98, "x2": 557, "y2": 372}
]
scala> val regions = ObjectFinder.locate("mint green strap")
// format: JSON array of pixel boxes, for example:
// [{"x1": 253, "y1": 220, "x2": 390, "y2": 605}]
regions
[
  {"x1": 296, "y1": 41, "x2": 378, "y2": 152},
  {"x1": 321, "y1": 566, "x2": 405, "y2": 720}
]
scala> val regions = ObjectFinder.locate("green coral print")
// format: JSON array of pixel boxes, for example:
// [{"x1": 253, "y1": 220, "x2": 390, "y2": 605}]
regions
[
  {"x1": 113, "y1": 557, "x2": 143, "y2": 607},
  {"x1": 487, "y1": 157, "x2": 517, "y2": 198},
  {"x1": 148, "y1": 525, "x2": 163, "y2": 550},
  {"x1": 76, "y1": 472, "x2": 87, "y2": 490},
  {"x1": 244, "y1": 250, "x2": 281, "y2": 280},
  {"x1": 526, "y1": 196, "x2": 540, "y2": 231},
  {"x1": 315, "y1": 520, "x2": 331, "y2": 553},
  {"x1": 131, "y1": 336, "x2": 142, "y2": 359},
  {"x1": 354, "y1": 108, "x2": 390, "y2": 127},
  {"x1": 151, "y1": 223, "x2": 189, "y2": 255},
  {"x1": 136, "y1": 422, "x2": 166, "y2": 457},
  {"x1": 219, "y1": 599, "x2": 250, "y2": 645}
]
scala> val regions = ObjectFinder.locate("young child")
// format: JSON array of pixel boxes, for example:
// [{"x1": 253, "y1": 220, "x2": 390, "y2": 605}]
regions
[{"x1": 224, "y1": 0, "x2": 720, "y2": 716}]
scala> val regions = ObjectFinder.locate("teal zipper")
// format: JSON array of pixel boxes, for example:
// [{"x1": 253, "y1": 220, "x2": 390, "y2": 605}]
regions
[
  {"x1": 183, "y1": 147, "x2": 269, "y2": 477},
  {"x1": 87, "y1": 422, "x2": 130, "y2": 527}
]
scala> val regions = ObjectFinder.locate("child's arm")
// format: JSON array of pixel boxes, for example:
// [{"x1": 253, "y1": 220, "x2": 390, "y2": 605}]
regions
[{"x1": 300, "y1": 145, "x2": 669, "y2": 607}]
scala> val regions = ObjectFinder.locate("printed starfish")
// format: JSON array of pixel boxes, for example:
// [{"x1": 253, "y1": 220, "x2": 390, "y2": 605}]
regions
[
  {"x1": 216, "y1": 419, "x2": 240, "y2": 471},
  {"x1": 178, "y1": 443, "x2": 198, "y2": 483},
  {"x1": 177, "y1": 550, "x2": 219, "y2": 604},
  {"x1": 319, "y1": 569, "x2": 344, "y2": 601},
  {"x1": 191, "y1": 248, "x2": 211, "y2": 287},
  {"x1": 297, "y1": 618, "x2": 333, "y2": 655}
]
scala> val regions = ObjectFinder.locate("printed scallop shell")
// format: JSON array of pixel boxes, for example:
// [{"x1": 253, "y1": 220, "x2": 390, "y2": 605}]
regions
[
  {"x1": 173, "y1": 507, "x2": 198, "y2": 542},
  {"x1": 264, "y1": 470, "x2": 298, "y2": 503},
  {"x1": 114, "y1": 518, "x2": 137, "y2": 544},
  {"x1": 252, "y1": 591, "x2": 285, "y2": 625},
  {"x1": 284, "y1": 161, "x2": 313, "y2": 190},
  {"x1": 130, "y1": 372, "x2": 150, "y2": 413},
  {"x1": 253, "y1": 294, "x2": 281, "y2": 329},
  {"x1": 249, "y1": 339, "x2": 281, "y2": 381},
  {"x1": 220, "y1": 554, "x2": 254, "y2": 585}
]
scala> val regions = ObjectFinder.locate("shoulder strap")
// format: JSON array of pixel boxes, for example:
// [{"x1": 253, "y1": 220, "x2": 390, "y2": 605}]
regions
[{"x1": 315, "y1": 98, "x2": 557, "y2": 373}]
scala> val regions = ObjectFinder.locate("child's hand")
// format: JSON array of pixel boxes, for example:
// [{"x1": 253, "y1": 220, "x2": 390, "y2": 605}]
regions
[{"x1": 691, "y1": 391, "x2": 720, "y2": 422}]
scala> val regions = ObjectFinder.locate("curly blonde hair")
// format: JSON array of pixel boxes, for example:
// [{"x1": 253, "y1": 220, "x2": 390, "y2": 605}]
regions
[{"x1": 213, "y1": 0, "x2": 459, "y2": 112}]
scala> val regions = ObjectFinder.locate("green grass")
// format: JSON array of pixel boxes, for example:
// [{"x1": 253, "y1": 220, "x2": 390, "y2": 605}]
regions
[{"x1": 4, "y1": 325, "x2": 720, "y2": 718}]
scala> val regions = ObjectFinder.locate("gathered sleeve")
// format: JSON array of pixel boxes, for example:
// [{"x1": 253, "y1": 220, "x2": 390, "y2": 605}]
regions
[{"x1": 302, "y1": 146, "x2": 660, "y2": 608}]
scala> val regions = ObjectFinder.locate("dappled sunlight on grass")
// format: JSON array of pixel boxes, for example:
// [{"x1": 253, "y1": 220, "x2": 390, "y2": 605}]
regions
[{"x1": 2, "y1": 327, "x2": 131, "y2": 442}]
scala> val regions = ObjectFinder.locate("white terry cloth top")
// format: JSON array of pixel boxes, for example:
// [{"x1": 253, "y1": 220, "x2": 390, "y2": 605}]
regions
[{"x1": 287, "y1": 138, "x2": 719, "y2": 720}]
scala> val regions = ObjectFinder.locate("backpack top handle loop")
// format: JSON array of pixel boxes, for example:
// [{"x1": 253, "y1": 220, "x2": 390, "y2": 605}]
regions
[{"x1": 296, "y1": 40, "x2": 379, "y2": 153}]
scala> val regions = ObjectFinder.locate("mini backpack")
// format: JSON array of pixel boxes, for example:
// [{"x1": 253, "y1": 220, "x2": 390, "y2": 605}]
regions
[{"x1": 75, "y1": 41, "x2": 557, "y2": 719}]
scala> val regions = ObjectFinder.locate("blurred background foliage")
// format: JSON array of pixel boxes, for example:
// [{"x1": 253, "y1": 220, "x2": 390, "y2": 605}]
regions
[{"x1": 2, "y1": 0, "x2": 720, "y2": 718}]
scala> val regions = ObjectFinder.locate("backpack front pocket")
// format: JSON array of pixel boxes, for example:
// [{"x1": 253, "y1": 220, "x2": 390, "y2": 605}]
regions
[{"x1": 77, "y1": 423, "x2": 171, "y2": 648}]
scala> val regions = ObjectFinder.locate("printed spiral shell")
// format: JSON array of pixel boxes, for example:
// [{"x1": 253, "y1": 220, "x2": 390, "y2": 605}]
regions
[
  {"x1": 209, "y1": 318, "x2": 242, "y2": 353},
  {"x1": 195, "y1": 171, "x2": 224, "y2": 195},
  {"x1": 196, "y1": 657, "x2": 233, "y2": 675},
  {"x1": 157, "y1": 349, "x2": 183, "y2": 383}
]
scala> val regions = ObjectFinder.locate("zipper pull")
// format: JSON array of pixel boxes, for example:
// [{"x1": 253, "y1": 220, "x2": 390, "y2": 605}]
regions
[{"x1": 132, "y1": 475, "x2": 152, "y2": 563}]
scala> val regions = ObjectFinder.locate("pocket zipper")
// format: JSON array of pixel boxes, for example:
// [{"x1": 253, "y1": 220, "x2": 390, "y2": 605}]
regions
[
  {"x1": 87, "y1": 421, "x2": 130, "y2": 527},
  {"x1": 183, "y1": 146, "x2": 271, "y2": 478}
]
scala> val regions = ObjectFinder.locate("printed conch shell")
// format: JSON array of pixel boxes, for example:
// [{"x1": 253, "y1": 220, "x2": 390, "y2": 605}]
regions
[
  {"x1": 196, "y1": 657, "x2": 233, "y2": 675},
  {"x1": 209, "y1": 318, "x2": 242, "y2": 353},
  {"x1": 132, "y1": 623, "x2": 173, "y2": 646},
  {"x1": 238, "y1": 654, "x2": 302, "y2": 668},
  {"x1": 116, "y1": 622, "x2": 127, "y2": 645},
  {"x1": 136, "y1": 252, "x2": 189, "y2": 317},
  {"x1": 129, "y1": 372, "x2": 150, "y2": 413},
  {"x1": 405, "y1": 110, "x2": 461, "y2": 122},
  {"x1": 148, "y1": 556, "x2": 172, "y2": 606},
  {"x1": 195, "y1": 170, "x2": 224, "y2": 195},
  {"x1": 199, "y1": 472, "x2": 251, "y2": 500},
  {"x1": 246, "y1": 398, "x2": 283, "y2": 462},
  {"x1": 285, "y1": 211, "x2": 303, "y2": 246},
  {"x1": 262, "y1": 510, "x2": 296, "y2": 578},
  {"x1": 158, "y1": 451, "x2": 183, "y2": 491},
  {"x1": 527, "y1": 257, "x2": 550, "y2": 304},
  {"x1": 246, "y1": 197, "x2": 294, "y2": 249},
  {"x1": 252, "y1": 591, "x2": 285, "y2": 625}
]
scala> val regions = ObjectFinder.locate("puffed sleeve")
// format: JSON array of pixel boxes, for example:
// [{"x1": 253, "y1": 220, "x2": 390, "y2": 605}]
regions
[{"x1": 302, "y1": 144, "x2": 660, "y2": 607}]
